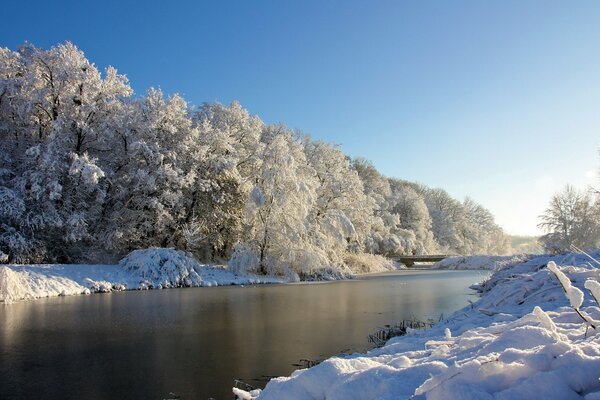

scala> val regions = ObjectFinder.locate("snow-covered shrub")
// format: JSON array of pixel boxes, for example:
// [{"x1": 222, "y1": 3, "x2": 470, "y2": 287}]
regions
[
  {"x1": 297, "y1": 266, "x2": 352, "y2": 281},
  {"x1": 344, "y1": 252, "x2": 398, "y2": 274},
  {"x1": 229, "y1": 243, "x2": 261, "y2": 275},
  {"x1": 118, "y1": 248, "x2": 204, "y2": 288},
  {"x1": 548, "y1": 261, "x2": 597, "y2": 329},
  {"x1": 229, "y1": 243, "x2": 340, "y2": 281},
  {"x1": 586, "y1": 279, "x2": 600, "y2": 305}
]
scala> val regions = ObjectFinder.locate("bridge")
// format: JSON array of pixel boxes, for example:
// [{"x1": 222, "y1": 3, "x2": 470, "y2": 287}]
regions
[{"x1": 393, "y1": 255, "x2": 449, "y2": 267}]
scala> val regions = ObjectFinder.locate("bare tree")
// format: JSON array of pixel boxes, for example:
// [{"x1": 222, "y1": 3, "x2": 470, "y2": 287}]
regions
[{"x1": 538, "y1": 185, "x2": 600, "y2": 253}]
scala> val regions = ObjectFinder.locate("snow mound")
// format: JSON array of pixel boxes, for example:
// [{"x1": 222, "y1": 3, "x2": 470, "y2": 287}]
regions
[
  {"x1": 236, "y1": 250, "x2": 600, "y2": 400},
  {"x1": 119, "y1": 248, "x2": 205, "y2": 288},
  {"x1": 0, "y1": 264, "x2": 128, "y2": 303},
  {"x1": 0, "y1": 266, "x2": 82, "y2": 303}
]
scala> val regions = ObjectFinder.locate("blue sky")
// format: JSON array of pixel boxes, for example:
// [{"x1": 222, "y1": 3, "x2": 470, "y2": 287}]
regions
[{"x1": 2, "y1": 0, "x2": 599, "y2": 235}]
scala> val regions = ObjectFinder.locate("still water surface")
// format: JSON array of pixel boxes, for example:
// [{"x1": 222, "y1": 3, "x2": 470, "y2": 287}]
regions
[{"x1": 0, "y1": 269, "x2": 486, "y2": 400}]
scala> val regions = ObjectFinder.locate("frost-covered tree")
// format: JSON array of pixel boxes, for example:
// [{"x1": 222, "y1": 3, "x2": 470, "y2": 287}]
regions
[
  {"x1": 0, "y1": 41, "x2": 511, "y2": 268},
  {"x1": 421, "y1": 188, "x2": 464, "y2": 253},
  {"x1": 194, "y1": 101, "x2": 264, "y2": 179},
  {"x1": 538, "y1": 185, "x2": 600, "y2": 253},
  {"x1": 420, "y1": 188, "x2": 509, "y2": 255},
  {"x1": 461, "y1": 197, "x2": 510, "y2": 254},
  {"x1": 187, "y1": 101, "x2": 265, "y2": 259},
  {"x1": 0, "y1": 42, "x2": 132, "y2": 262},
  {"x1": 351, "y1": 158, "x2": 391, "y2": 212},
  {"x1": 388, "y1": 179, "x2": 437, "y2": 254},
  {"x1": 351, "y1": 158, "x2": 405, "y2": 255},
  {"x1": 99, "y1": 89, "x2": 198, "y2": 254},
  {"x1": 230, "y1": 130, "x2": 320, "y2": 277},
  {"x1": 303, "y1": 139, "x2": 374, "y2": 256}
]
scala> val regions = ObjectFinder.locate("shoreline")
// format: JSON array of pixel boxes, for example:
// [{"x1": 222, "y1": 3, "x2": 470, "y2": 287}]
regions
[
  {"x1": 0, "y1": 263, "x2": 285, "y2": 304},
  {"x1": 236, "y1": 250, "x2": 600, "y2": 399},
  {"x1": 0, "y1": 252, "x2": 526, "y2": 305}
]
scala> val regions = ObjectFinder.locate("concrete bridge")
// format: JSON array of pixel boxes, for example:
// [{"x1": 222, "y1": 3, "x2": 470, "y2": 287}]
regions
[{"x1": 394, "y1": 255, "x2": 449, "y2": 267}]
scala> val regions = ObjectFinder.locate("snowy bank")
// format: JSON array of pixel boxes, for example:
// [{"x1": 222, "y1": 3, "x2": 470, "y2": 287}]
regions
[
  {"x1": 432, "y1": 254, "x2": 533, "y2": 270},
  {"x1": 235, "y1": 250, "x2": 600, "y2": 399},
  {"x1": 0, "y1": 248, "x2": 282, "y2": 303}
]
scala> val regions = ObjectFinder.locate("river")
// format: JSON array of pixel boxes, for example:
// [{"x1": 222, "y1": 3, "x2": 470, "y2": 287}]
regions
[{"x1": 0, "y1": 269, "x2": 487, "y2": 400}]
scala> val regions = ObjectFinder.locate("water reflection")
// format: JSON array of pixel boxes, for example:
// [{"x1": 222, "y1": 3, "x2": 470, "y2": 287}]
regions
[{"x1": 0, "y1": 270, "x2": 485, "y2": 400}]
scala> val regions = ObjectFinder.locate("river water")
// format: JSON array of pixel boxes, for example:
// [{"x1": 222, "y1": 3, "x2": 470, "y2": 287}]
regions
[{"x1": 0, "y1": 269, "x2": 486, "y2": 400}]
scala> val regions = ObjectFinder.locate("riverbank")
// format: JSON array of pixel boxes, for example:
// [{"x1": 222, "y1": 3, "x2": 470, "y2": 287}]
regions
[
  {"x1": 236, "y1": 250, "x2": 600, "y2": 399},
  {"x1": 0, "y1": 248, "x2": 404, "y2": 304},
  {"x1": 430, "y1": 254, "x2": 533, "y2": 270},
  {"x1": 0, "y1": 248, "x2": 283, "y2": 303}
]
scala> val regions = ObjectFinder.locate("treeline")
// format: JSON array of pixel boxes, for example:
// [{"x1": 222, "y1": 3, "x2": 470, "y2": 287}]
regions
[{"x1": 0, "y1": 43, "x2": 510, "y2": 276}]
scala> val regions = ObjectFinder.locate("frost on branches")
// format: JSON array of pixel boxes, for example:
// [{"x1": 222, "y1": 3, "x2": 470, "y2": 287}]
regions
[{"x1": 1, "y1": 42, "x2": 512, "y2": 277}]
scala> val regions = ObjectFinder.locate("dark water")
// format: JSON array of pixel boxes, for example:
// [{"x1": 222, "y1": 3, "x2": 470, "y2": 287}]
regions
[{"x1": 0, "y1": 269, "x2": 486, "y2": 400}]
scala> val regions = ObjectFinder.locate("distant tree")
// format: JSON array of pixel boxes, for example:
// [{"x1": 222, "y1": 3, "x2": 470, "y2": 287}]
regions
[
  {"x1": 351, "y1": 158, "x2": 407, "y2": 255},
  {"x1": 538, "y1": 185, "x2": 600, "y2": 253},
  {"x1": 388, "y1": 179, "x2": 436, "y2": 254},
  {"x1": 460, "y1": 197, "x2": 511, "y2": 255},
  {"x1": 421, "y1": 188, "x2": 464, "y2": 253}
]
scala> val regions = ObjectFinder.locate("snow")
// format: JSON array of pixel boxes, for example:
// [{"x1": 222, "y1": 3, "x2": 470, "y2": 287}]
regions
[
  {"x1": 0, "y1": 248, "x2": 282, "y2": 303},
  {"x1": 586, "y1": 280, "x2": 600, "y2": 305},
  {"x1": 235, "y1": 250, "x2": 600, "y2": 400},
  {"x1": 432, "y1": 254, "x2": 533, "y2": 270},
  {"x1": 548, "y1": 261, "x2": 585, "y2": 309}
]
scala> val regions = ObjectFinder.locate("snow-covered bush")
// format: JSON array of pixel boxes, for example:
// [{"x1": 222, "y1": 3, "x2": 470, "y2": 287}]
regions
[
  {"x1": 344, "y1": 252, "x2": 399, "y2": 274},
  {"x1": 118, "y1": 248, "x2": 204, "y2": 288},
  {"x1": 229, "y1": 243, "x2": 261, "y2": 275}
]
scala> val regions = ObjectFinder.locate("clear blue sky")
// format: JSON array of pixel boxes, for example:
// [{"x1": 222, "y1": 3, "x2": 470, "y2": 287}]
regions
[{"x1": 3, "y1": 0, "x2": 599, "y2": 235}]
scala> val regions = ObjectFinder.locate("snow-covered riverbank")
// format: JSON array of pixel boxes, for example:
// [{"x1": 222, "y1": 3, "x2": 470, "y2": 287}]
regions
[
  {"x1": 235, "y1": 250, "x2": 600, "y2": 400},
  {"x1": 0, "y1": 248, "x2": 283, "y2": 303},
  {"x1": 0, "y1": 248, "x2": 405, "y2": 304},
  {"x1": 431, "y1": 254, "x2": 533, "y2": 270}
]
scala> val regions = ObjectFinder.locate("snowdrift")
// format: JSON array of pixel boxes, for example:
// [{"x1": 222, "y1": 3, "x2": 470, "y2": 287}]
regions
[
  {"x1": 236, "y1": 251, "x2": 600, "y2": 400},
  {"x1": 0, "y1": 248, "x2": 281, "y2": 303}
]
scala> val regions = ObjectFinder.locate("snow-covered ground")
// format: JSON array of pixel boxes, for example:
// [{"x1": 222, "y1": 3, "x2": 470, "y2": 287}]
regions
[
  {"x1": 432, "y1": 254, "x2": 534, "y2": 270},
  {"x1": 235, "y1": 250, "x2": 600, "y2": 399},
  {"x1": 0, "y1": 248, "x2": 283, "y2": 303}
]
